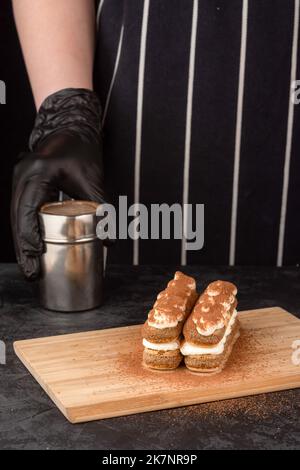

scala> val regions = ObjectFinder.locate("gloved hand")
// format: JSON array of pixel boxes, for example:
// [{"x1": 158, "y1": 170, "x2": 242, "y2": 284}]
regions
[{"x1": 11, "y1": 88, "x2": 105, "y2": 280}]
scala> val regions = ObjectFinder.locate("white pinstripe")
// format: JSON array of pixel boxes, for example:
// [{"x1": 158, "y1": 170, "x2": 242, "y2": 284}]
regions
[
  {"x1": 181, "y1": 0, "x2": 199, "y2": 266},
  {"x1": 103, "y1": 246, "x2": 108, "y2": 275},
  {"x1": 277, "y1": 0, "x2": 300, "y2": 267},
  {"x1": 229, "y1": 0, "x2": 249, "y2": 266},
  {"x1": 96, "y1": 0, "x2": 105, "y2": 28},
  {"x1": 102, "y1": 25, "x2": 125, "y2": 126},
  {"x1": 133, "y1": 0, "x2": 150, "y2": 265}
]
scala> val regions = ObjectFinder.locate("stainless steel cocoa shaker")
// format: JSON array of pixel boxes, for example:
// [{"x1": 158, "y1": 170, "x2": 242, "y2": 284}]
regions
[{"x1": 38, "y1": 201, "x2": 103, "y2": 312}]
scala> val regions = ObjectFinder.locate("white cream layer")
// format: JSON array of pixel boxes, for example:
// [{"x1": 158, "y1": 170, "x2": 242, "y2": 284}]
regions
[
  {"x1": 195, "y1": 320, "x2": 225, "y2": 337},
  {"x1": 181, "y1": 310, "x2": 238, "y2": 356},
  {"x1": 148, "y1": 319, "x2": 179, "y2": 329},
  {"x1": 148, "y1": 309, "x2": 181, "y2": 329},
  {"x1": 143, "y1": 338, "x2": 180, "y2": 351}
]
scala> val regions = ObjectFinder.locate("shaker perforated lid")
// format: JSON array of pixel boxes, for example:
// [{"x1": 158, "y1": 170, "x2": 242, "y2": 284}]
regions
[{"x1": 39, "y1": 200, "x2": 100, "y2": 243}]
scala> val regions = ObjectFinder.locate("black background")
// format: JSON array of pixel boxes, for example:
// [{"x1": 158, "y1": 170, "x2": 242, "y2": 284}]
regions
[
  {"x1": 1, "y1": 0, "x2": 300, "y2": 266},
  {"x1": 0, "y1": 1, "x2": 35, "y2": 263}
]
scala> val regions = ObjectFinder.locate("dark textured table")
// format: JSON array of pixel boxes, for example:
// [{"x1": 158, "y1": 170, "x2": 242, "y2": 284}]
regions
[{"x1": 0, "y1": 264, "x2": 299, "y2": 450}]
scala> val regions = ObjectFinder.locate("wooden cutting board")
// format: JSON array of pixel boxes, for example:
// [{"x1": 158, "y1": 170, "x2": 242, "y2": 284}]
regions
[{"x1": 14, "y1": 307, "x2": 300, "y2": 423}]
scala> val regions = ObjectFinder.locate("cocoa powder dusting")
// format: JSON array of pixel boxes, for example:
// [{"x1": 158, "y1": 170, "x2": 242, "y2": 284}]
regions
[
  {"x1": 117, "y1": 346, "x2": 298, "y2": 421},
  {"x1": 160, "y1": 391, "x2": 298, "y2": 422},
  {"x1": 114, "y1": 328, "x2": 299, "y2": 422}
]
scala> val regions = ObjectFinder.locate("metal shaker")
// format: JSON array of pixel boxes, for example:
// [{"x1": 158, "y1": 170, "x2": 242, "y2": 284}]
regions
[{"x1": 38, "y1": 201, "x2": 103, "y2": 312}]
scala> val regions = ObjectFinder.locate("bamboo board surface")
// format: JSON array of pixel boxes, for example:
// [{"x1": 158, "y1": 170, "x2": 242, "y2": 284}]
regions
[{"x1": 14, "y1": 307, "x2": 300, "y2": 423}]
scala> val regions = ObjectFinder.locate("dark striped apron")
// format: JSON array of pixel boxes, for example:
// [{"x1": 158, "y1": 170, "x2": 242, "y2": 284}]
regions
[{"x1": 95, "y1": 0, "x2": 300, "y2": 267}]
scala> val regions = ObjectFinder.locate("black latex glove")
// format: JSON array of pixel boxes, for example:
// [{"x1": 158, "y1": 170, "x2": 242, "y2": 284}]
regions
[{"x1": 11, "y1": 88, "x2": 105, "y2": 280}]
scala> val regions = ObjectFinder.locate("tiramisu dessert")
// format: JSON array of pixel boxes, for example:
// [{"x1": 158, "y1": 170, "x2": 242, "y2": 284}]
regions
[
  {"x1": 142, "y1": 272, "x2": 198, "y2": 370},
  {"x1": 180, "y1": 280, "x2": 239, "y2": 373}
]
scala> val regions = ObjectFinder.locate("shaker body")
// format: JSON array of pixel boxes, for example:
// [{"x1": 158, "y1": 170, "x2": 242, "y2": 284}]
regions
[
  {"x1": 39, "y1": 201, "x2": 103, "y2": 312},
  {"x1": 39, "y1": 239, "x2": 103, "y2": 312}
]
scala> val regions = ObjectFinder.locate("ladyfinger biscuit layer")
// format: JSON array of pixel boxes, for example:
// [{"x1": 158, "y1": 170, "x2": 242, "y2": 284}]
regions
[
  {"x1": 183, "y1": 323, "x2": 240, "y2": 373},
  {"x1": 143, "y1": 348, "x2": 183, "y2": 370},
  {"x1": 142, "y1": 320, "x2": 183, "y2": 343}
]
